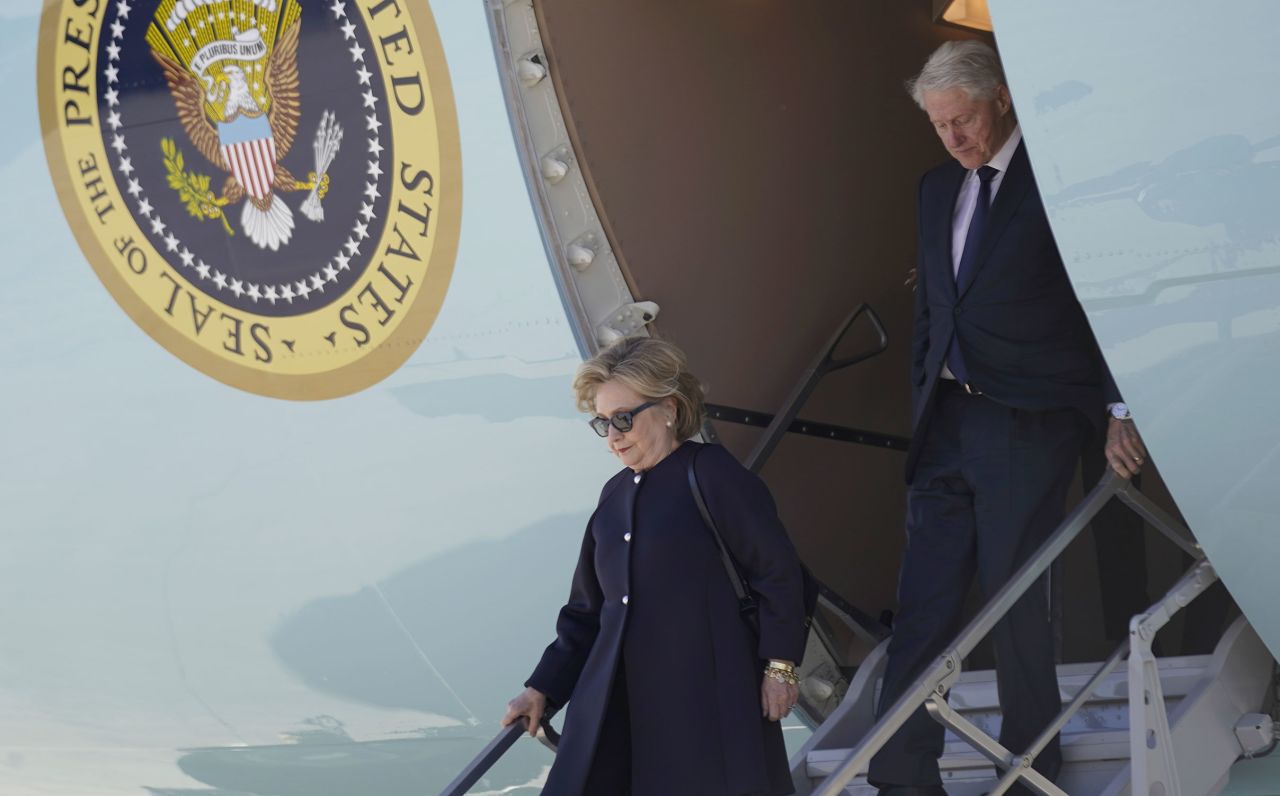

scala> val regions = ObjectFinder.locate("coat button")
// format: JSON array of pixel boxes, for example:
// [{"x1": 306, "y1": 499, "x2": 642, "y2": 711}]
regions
[
  {"x1": 624, "y1": 532, "x2": 632, "y2": 542},
  {"x1": 633, "y1": 474, "x2": 642, "y2": 484},
  {"x1": 622, "y1": 595, "x2": 629, "y2": 605}
]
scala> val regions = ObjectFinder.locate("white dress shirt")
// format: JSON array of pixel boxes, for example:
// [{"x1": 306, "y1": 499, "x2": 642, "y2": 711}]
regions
[{"x1": 940, "y1": 125, "x2": 1022, "y2": 381}]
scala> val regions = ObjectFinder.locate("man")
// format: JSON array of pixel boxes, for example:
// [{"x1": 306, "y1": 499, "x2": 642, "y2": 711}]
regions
[{"x1": 870, "y1": 41, "x2": 1147, "y2": 795}]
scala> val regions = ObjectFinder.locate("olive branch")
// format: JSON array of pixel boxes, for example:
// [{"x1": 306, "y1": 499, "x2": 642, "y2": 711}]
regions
[{"x1": 161, "y1": 137, "x2": 233, "y2": 236}]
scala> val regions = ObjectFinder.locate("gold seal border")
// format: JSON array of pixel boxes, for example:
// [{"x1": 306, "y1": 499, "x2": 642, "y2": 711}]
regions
[{"x1": 36, "y1": 0, "x2": 462, "y2": 401}]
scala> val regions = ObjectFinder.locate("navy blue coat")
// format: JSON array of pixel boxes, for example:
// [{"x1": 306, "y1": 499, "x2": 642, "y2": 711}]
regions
[
  {"x1": 526, "y1": 441, "x2": 807, "y2": 795},
  {"x1": 907, "y1": 141, "x2": 1120, "y2": 482}
]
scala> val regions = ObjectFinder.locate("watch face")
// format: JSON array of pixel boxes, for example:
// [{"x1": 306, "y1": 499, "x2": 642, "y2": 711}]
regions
[{"x1": 1111, "y1": 403, "x2": 1130, "y2": 419}]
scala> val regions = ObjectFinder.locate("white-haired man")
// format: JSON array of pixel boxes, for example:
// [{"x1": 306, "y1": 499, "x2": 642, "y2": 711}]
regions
[{"x1": 870, "y1": 40, "x2": 1147, "y2": 795}]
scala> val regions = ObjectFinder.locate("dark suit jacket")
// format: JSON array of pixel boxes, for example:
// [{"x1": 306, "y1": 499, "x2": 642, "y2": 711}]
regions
[{"x1": 907, "y1": 141, "x2": 1119, "y2": 483}]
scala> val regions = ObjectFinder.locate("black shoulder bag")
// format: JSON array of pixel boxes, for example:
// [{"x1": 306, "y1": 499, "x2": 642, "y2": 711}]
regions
[{"x1": 686, "y1": 448, "x2": 819, "y2": 639}]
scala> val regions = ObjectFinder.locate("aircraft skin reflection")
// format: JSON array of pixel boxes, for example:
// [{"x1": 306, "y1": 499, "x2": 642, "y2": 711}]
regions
[
  {"x1": 1038, "y1": 134, "x2": 1280, "y2": 374},
  {"x1": 147, "y1": 513, "x2": 593, "y2": 795},
  {"x1": 268, "y1": 513, "x2": 587, "y2": 722},
  {"x1": 1031, "y1": 80, "x2": 1092, "y2": 115},
  {"x1": 1051, "y1": 134, "x2": 1280, "y2": 254}
]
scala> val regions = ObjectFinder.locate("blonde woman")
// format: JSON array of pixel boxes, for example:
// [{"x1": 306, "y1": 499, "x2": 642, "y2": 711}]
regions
[{"x1": 502, "y1": 337, "x2": 808, "y2": 796}]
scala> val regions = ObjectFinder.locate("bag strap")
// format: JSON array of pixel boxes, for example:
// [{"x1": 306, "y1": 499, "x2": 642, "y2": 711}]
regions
[{"x1": 687, "y1": 446, "x2": 754, "y2": 606}]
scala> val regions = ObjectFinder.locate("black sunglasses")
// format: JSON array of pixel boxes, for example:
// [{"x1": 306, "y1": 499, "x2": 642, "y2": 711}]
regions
[{"x1": 589, "y1": 401, "x2": 658, "y2": 437}]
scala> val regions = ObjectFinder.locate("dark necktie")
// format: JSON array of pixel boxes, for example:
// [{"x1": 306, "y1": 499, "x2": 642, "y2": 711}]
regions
[{"x1": 946, "y1": 165, "x2": 999, "y2": 386}]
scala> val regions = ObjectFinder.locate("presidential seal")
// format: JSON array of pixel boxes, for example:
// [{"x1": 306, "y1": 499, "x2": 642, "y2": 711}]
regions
[{"x1": 39, "y1": 0, "x2": 461, "y2": 399}]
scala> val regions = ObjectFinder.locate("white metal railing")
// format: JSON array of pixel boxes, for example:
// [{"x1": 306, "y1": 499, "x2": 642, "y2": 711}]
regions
[{"x1": 813, "y1": 471, "x2": 1206, "y2": 796}]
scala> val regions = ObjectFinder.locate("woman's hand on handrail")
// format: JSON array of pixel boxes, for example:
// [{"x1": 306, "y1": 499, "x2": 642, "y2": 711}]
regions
[{"x1": 501, "y1": 687, "x2": 548, "y2": 738}]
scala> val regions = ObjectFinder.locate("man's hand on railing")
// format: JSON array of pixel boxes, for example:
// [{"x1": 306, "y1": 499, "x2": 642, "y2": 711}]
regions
[
  {"x1": 501, "y1": 686, "x2": 548, "y2": 738},
  {"x1": 1106, "y1": 417, "x2": 1148, "y2": 479}
]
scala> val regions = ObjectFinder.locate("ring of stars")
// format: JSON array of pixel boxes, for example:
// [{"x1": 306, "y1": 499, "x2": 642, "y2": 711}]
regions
[{"x1": 103, "y1": 0, "x2": 387, "y2": 307}]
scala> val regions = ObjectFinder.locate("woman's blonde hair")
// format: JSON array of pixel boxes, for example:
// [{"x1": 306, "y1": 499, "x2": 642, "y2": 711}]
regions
[{"x1": 573, "y1": 337, "x2": 706, "y2": 440}]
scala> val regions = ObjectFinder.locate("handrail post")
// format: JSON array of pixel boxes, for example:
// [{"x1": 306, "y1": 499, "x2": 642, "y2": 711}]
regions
[
  {"x1": 437, "y1": 714, "x2": 559, "y2": 796},
  {"x1": 745, "y1": 304, "x2": 888, "y2": 474},
  {"x1": 924, "y1": 698, "x2": 1069, "y2": 796},
  {"x1": 437, "y1": 723, "x2": 527, "y2": 796},
  {"x1": 1129, "y1": 560, "x2": 1217, "y2": 796},
  {"x1": 1114, "y1": 480, "x2": 1202, "y2": 558}
]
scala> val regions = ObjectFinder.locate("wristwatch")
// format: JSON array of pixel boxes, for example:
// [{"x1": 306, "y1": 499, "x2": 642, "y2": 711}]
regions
[{"x1": 1109, "y1": 402, "x2": 1132, "y2": 421}]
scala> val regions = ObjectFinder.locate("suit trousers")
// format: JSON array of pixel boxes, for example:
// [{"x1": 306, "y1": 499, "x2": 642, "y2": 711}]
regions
[{"x1": 869, "y1": 382, "x2": 1084, "y2": 792}]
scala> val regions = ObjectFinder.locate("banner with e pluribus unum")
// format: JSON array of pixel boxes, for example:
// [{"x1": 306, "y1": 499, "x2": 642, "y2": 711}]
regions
[{"x1": 40, "y1": 0, "x2": 461, "y2": 399}]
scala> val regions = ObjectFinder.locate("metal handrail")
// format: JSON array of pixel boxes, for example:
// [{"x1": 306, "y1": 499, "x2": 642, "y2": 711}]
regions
[
  {"x1": 745, "y1": 303, "x2": 890, "y2": 473},
  {"x1": 438, "y1": 713, "x2": 560, "y2": 796},
  {"x1": 812, "y1": 471, "x2": 1205, "y2": 796},
  {"x1": 817, "y1": 582, "x2": 890, "y2": 646},
  {"x1": 985, "y1": 558, "x2": 1218, "y2": 796},
  {"x1": 1115, "y1": 484, "x2": 1201, "y2": 558},
  {"x1": 736, "y1": 302, "x2": 896, "y2": 656},
  {"x1": 705, "y1": 404, "x2": 910, "y2": 452}
]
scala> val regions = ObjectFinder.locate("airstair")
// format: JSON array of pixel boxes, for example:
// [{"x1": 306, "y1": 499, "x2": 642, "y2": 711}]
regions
[
  {"x1": 795, "y1": 567, "x2": 1276, "y2": 796},
  {"x1": 440, "y1": 307, "x2": 1279, "y2": 796}
]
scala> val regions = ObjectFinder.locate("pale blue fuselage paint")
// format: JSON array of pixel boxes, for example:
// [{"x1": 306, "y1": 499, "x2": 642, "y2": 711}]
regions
[
  {"x1": 1, "y1": 2, "x2": 614, "y2": 793},
  {"x1": 990, "y1": 3, "x2": 1280, "y2": 789},
  {"x1": 990, "y1": 0, "x2": 1280, "y2": 660}
]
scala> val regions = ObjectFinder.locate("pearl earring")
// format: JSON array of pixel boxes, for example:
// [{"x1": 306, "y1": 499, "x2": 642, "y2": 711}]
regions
[{"x1": 666, "y1": 419, "x2": 673, "y2": 428}]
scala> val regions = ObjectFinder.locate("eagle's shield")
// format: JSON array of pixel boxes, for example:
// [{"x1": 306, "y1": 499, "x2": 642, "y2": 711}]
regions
[{"x1": 218, "y1": 115, "x2": 276, "y2": 202}]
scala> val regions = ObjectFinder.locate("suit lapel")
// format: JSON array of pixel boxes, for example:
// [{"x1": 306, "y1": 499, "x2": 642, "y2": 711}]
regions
[
  {"x1": 931, "y1": 164, "x2": 967, "y2": 304},
  {"x1": 956, "y1": 140, "x2": 1033, "y2": 299}
]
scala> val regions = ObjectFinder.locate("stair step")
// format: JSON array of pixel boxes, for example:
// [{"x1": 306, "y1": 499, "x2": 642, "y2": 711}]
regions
[
  {"x1": 811, "y1": 759, "x2": 1127, "y2": 796},
  {"x1": 940, "y1": 654, "x2": 1212, "y2": 712},
  {"x1": 798, "y1": 619, "x2": 1274, "y2": 796},
  {"x1": 806, "y1": 657, "x2": 1215, "y2": 794},
  {"x1": 863, "y1": 655, "x2": 1212, "y2": 749},
  {"x1": 807, "y1": 728, "x2": 1131, "y2": 778}
]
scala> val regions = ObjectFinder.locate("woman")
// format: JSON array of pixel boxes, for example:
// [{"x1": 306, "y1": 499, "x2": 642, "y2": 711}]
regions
[{"x1": 501, "y1": 336, "x2": 808, "y2": 796}]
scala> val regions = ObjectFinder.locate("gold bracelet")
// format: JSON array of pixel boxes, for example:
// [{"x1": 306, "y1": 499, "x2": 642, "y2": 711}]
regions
[
  {"x1": 765, "y1": 660, "x2": 796, "y2": 673},
  {"x1": 764, "y1": 666, "x2": 800, "y2": 686}
]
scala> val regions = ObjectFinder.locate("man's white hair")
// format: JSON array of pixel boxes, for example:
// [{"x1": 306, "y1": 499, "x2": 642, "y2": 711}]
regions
[{"x1": 907, "y1": 40, "x2": 1007, "y2": 110}]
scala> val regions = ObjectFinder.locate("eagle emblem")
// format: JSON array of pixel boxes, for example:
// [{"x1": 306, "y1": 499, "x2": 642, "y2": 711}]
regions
[
  {"x1": 41, "y1": 0, "x2": 462, "y2": 397},
  {"x1": 145, "y1": 0, "x2": 342, "y2": 251}
]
